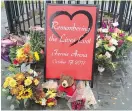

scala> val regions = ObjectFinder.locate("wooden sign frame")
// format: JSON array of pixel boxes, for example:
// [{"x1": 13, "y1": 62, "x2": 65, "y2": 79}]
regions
[{"x1": 44, "y1": 3, "x2": 99, "y2": 88}]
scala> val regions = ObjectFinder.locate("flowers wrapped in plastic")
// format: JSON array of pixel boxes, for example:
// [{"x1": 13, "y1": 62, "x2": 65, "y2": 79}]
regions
[
  {"x1": 67, "y1": 81, "x2": 98, "y2": 110},
  {"x1": 1, "y1": 34, "x2": 25, "y2": 62}
]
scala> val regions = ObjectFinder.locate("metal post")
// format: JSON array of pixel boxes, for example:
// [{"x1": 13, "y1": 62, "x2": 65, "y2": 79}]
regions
[
  {"x1": 118, "y1": 1, "x2": 126, "y2": 29},
  {"x1": 4, "y1": 1, "x2": 15, "y2": 33},
  {"x1": 100, "y1": 1, "x2": 104, "y2": 27}
]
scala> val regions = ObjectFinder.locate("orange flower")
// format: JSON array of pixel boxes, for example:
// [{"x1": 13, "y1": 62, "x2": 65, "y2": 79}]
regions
[
  {"x1": 18, "y1": 85, "x2": 24, "y2": 92},
  {"x1": 29, "y1": 53, "x2": 33, "y2": 62},
  {"x1": 10, "y1": 85, "x2": 24, "y2": 96},
  {"x1": 10, "y1": 87, "x2": 19, "y2": 95},
  {"x1": 15, "y1": 73, "x2": 25, "y2": 81},
  {"x1": 23, "y1": 44, "x2": 30, "y2": 54}
]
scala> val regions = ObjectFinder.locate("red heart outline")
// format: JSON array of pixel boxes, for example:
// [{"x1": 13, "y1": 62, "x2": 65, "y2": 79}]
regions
[{"x1": 50, "y1": 10, "x2": 93, "y2": 46}]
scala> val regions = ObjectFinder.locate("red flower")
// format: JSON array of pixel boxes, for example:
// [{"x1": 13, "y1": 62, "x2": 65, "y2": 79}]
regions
[
  {"x1": 100, "y1": 33, "x2": 105, "y2": 39},
  {"x1": 13, "y1": 59, "x2": 19, "y2": 65},
  {"x1": 47, "y1": 98, "x2": 56, "y2": 103}
]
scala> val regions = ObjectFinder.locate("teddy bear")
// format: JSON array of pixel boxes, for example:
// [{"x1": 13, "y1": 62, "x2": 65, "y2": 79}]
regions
[{"x1": 57, "y1": 74, "x2": 76, "y2": 98}]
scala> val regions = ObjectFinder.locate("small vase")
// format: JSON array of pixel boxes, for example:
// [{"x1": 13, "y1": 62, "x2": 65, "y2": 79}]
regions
[{"x1": 98, "y1": 66, "x2": 105, "y2": 75}]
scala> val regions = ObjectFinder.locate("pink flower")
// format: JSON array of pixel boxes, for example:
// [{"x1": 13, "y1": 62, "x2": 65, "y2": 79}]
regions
[
  {"x1": 102, "y1": 21, "x2": 107, "y2": 28},
  {"x1": 114, "y1": 28, "x2": 121, "y2": 33},
  {"x1": 118, "y1": 40, "x2": 124, "y2": 47},
  {"x1": 106, "y1": 35, "x2": 112, "y2": 41},
  {"x1": 109, "y1": 27, "x2": 115, "y2": 33},
  {"x1": 40, "y1": 49, "x2": 44, "y2": 54},
  {"x1": 119, "y1": 33, "x2": 125, "y2": 37},
  {"x1": 108, "y1": 42, "x2": 113, "y2": 46}
]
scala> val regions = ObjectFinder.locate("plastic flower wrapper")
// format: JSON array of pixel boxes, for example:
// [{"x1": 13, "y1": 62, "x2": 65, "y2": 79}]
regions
[
  {"x1": 67, "y1": 88, "x2": 86, "y2": 110},
  {"x1": 84, "y1": 82, "x2": 98, "y2": 109},
  {"x1": 67, "y1": 81, "x2": 98, "y2": 110},
  {"x1": 42, "y1": 80, "x2": 58, "y2": 91},
  {"x1": 1, "y1": 34, "x2": 25, "y2": 62}
]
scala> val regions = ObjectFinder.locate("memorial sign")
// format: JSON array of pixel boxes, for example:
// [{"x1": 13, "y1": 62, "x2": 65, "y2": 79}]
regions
[{"x1": 45, "y1": 4, "x2": 98, "y2": 81}]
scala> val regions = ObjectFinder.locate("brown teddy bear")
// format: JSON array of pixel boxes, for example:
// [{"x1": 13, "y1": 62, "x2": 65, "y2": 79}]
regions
[{"x1": 57, "y1": 74, "x2": 76, "y2": 98}]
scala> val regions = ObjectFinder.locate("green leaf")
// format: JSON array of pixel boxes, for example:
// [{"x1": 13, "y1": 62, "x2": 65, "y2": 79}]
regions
[
  {"x1": 24, "y1": 98, "x2": 28, "y2": 107},
  {"x1": 15, "y1": 100, "x2": 20, "y2": 104}
]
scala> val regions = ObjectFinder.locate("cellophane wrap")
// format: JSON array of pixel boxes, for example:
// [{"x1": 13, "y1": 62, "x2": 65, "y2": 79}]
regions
[{"x1": 67, "y1": 81, "x2": 98, "y2": 110}]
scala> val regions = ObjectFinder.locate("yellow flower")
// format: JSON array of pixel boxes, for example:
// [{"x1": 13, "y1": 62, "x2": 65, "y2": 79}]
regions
[
  {"x1": 34, "y1": 79, "x2": 39, "y2": 86},
  {"x1": 34, "y1": 52, "x2": 40, "y2": 61},
  {"x1": 9, "y1": 79, "x2": 17, "y2": 87},
  {"x1": 21, "y1": 88, "x2": 33, "y2": 99},
  {"x1": 46, "y1": 90, "x2": 56, "y2": 98},
  {"x1": 3, "y1": 81, "x2": 9, "y2": 88},
  {"x1": 27, "y1": 76, "x2": 33, "y2": 80},
  {"x1": 127, "y1": 36, "x2": 132, "y2": 42},
  {"x1": 98, "y1": 54, "x2": 103, "y2": 59},
  {"x1": 47, "y1": 102, "x2": 55, "y2": 107},
  {"x1": 5, "y1": 77, "x2": 14, "y2": 82},
  {"x1": 16, "y1": 95, "x2": 22, "y2": 100},
  {"x1": 24, "y1": 78, "x2": 32, "y2": 86},
  {"x1": 16, "y1": 48, "x2": 24, "y2": 58},
  {"x1": 112, "y1": 33, "x2": 118, "y2": 37}
]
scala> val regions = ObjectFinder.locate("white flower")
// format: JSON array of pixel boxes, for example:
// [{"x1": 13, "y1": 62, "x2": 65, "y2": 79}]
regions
[
  {"x1": 10, "y1": 104, "x2": 15, "y2": 110},
  {"x1": 96, "y1": 43, "x2": 99, "y2": 48},
  {"x1": 41, "y1": 98, "x2": 47, "y2": 106},
  {"x1": 102, "y1": 28, "x2": 108, "y2": 33},
  {"x1": 28, "y1": 69, "x2": 38, "y2": 77},
  {"x1": 7, "y1": 96, "x2": 12, "y2": 100},
  {"x1": 97, "y1": 35, "x2": 100, "y2": 40},
  {"x1": 97, "y1": 28, "x2": 102, "y2": 33},
  {"x1": 28, "y1": 69, "x2": 34, "y2": 74},
  {"x1": 105, "y1": 51, "x2": 111, "y2": 58},
  {"x1": 34, "y1": 71, "x2": 38, "y2": 77},
  {"x1": 108, "y1": 46, "x2": 116, "y2": 52},
  {"x1": 112, "y1": 22, "x2": 119, "y2": 27},
  {"x1": 98, "y1": 66, "x2": 105, "y2": 73},
  {"x1": 109, "y1": 38, "x2": 118, "y2": 46},
  {"x1": 96, "y1": 39, "x2": 102, "y2": 48}
]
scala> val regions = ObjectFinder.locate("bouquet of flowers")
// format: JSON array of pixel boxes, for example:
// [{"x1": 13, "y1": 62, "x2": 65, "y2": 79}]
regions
[
  {"x1": 2, "y1": 69, "x2": 58, "y2": 109},
  {"x1": 95, "y1": 16, "x2": 132, "y2": 72},
  {"x1": 1, "y1": 34, "x2": 25, "y2": 62},
  {"x1": 9, "y1": 43, "x2": 40, "y2": 66},
  {"x1": 2, "y1": 69, "x2": 45, "y2": 109}
]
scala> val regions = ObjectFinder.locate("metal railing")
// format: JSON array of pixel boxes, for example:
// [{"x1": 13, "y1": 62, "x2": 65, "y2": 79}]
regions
[{"x1": 4, "y1": 0, "x2": 132, "y2": 35}]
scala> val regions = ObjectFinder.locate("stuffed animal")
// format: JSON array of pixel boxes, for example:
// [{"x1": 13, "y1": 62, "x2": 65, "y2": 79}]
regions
[{"x1": 57, "y1": 75, "x2": 76, "y2": 98}]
